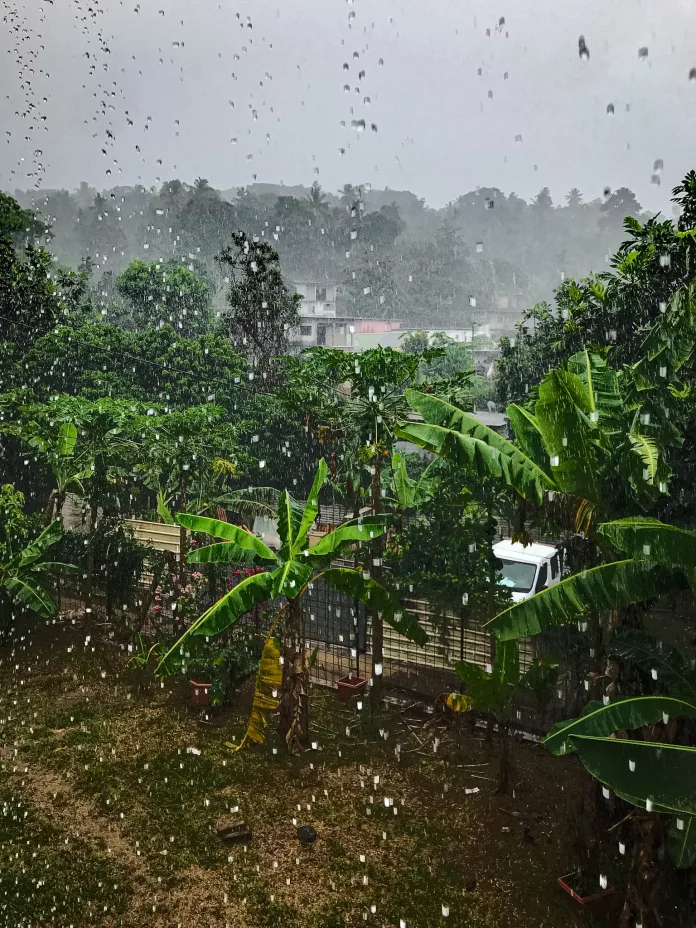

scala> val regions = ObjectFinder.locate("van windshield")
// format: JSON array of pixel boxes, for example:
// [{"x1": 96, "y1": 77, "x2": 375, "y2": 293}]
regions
[{"x1": 497, "y1": 559, "x2": 537, "y2": 594}]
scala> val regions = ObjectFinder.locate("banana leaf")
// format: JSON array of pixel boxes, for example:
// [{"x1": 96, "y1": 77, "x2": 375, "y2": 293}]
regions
[
  {"x1": 610, "y1": 628, "x2": 696, "y2": 698},
  {"x1": 668, "y1": 815, "x2": 696, "y2": 869},
  {"x1": 277, "y1": 490, "x2": 304, "y2": 560},
  {"x1": 4, "y1": 576, "x2": 57, "y2": 617},
  {"x1": 235, "y1": 632, "x2": 283, "y2": 748},
  {"x1": 570, "y1": 735, "x2": 696, "y2": 817},
  {"x1": 177, "y1": 513, "x2": 277, "y2": 562},
  {"x1": 57, "y1": 422, "x2": 78, "y2": 457},
  {"x1": 292, "y1": 458, "x2": 329, "y2": 554},
  {"x1": 533, "y1": 368, "x2": 601, "y2": 502},
  {"x1": 505, "y1": 404, "x2": 548, "y2": 469},
  {"x1": 567, "y1": 350, "x2": 622, "y2": 422},
  {"x1": 321, "y1": 567, "x2": 427, "y2": 645},
  {"x1": 307, "y1": 514, "x2": 392, "y2": 559},
  {"x1": 598, "y1": 517, "x2": 696, "y2": 570},
  {"x1": 391, "y1": 452, "x2": 438, "y2": 509},
  {"x1": 485, "y1": 560, "x2": 687, "y2": 641},
  {"x1": 10, "y1": 520, "x2": 62, "y2": 569},
  {"x1": 632, "y1": 284, "x2": 696, "y2": 390},
  {"x1": 156, "y1": 569, "x2": 277, "y2": 675},
  {"x1": 271, "y1": 560, "x2": 312, "y2": 598},
  {"x1": 402, "y1": 389, "x2": 554, "y2": 504},
  {"x1": 543, "y1": 695, "x2": 696, "y2": 756},
  {"x1": 627, "y1": 431, "x2": 660, "y2": 485},
  {"x1": 188, "y1": 542, "x2": 267, "y2": 565}
]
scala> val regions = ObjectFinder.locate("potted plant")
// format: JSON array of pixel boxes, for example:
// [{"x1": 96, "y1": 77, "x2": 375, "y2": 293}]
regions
[{"x1": 183, "y1": 637, "x2": 259, "y2": 710}]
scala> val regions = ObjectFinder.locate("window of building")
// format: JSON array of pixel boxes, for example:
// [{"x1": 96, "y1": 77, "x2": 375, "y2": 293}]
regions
[
  {"x1": 300, "y1": 325, "x2": 312, "y2": 336},
  {"x1": 315, "y1": 286, "x2": 327, "y2": 301}
]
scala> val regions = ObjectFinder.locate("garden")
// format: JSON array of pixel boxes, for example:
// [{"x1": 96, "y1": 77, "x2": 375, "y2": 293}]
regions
[{"x1": 2, "y1": 173, "x2": 696, "y2": 927}]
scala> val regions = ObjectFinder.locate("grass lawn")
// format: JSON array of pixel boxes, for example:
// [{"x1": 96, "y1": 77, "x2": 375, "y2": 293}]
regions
[{"x1": 0, "y1": 623, "x2": 585, "y2": 928}]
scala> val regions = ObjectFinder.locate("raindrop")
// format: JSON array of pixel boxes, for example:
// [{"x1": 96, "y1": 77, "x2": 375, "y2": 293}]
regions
[{"x1": 578, "y1": 36, "x2": 590, "y2": 61}]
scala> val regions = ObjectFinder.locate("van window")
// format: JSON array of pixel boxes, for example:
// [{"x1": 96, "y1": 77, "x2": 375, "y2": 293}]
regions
[
  {"x1": 550, "y1": 553, "x2": 559, "y2": 578},
  {"x1": 534, "y1": 562, "x2": 548, "y2": 592},
  {"x1": 497, "y1": 559, "x2": 537, "y2": 594}
]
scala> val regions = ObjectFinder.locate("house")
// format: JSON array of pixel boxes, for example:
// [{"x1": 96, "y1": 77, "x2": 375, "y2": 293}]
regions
[{"x1": 292, "y1": 279, "x2": 403, "y2": 349}]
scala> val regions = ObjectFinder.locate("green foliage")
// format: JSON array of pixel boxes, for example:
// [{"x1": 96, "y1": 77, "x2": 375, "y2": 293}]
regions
[
  {"x1": 597, "y1": 517, "x2": 696, "y2": 570},
  {"x1": 452, "y1": 638, "x2": 558, "y2": 722},
  {"x1": 115, "y1": 259, "x2": 212, "y2": 336},
  {"x1": 157, "y1": 459, "x2": 421, "y2": 671},
  {"x1": 0, "y1": 487, "x2": 74, "y2": 633},
  {"x1": 543, "y1": 695, "x2": 696, "y2": 756},
  {"x1": 217, "y1": 232, "x2": 300, "y2": 362},
  {"x1": 398, "y1": 389, "x2": 554, "y2": 504},
  {"x1": 384, "y1": 461, "x2": 504, "y2": 612},
  {"x1": 610, "y1": 629, "x2": 696, "y2": 698},
  {"x1": 485, "y1": 560, "x2": 686, "y2": 641}
]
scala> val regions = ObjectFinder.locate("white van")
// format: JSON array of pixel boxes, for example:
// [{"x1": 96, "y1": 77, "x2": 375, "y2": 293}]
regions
[{"x1": 493, "y1": 539, "x2": 563, "y2": 603}]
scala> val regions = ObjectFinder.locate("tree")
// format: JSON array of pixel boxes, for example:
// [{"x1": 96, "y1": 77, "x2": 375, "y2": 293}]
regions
[
  {"x1": 136, "y1": 404, "x2": 245, "y2": 574},
  {"x1": 532, "y1": 187, "x2": 554, "y2": 211},
  {"x1": 599, "y1": 187, "x2": 642, "y2": 230},
  {"x1": 0, "y1": 235, "x2": 87, "y2": 353},
  {"x1": 565, "y1": 188, "x2": 583, "y2": 209},
  {"x1": 115, "y1": 259, "x2": 213, "y2": 336},
  {"x1": 216, "y1": 232, "x2": 300, "y2": 366},
  {"x1": 307, "y1": 181, "x2": 327, "y2": 211},
  {"x1": 399, "y1": 330, "x2": 430, "y2": 354},
  {"x1": 672, "y1": 170, "x2": 696, "y2": 231},
  {"x1": 0, "y1": 191, "x2": 47, "y2": 243},
  {"x1": 157, "y1": 460, "x2": 425, "y2": 752}
]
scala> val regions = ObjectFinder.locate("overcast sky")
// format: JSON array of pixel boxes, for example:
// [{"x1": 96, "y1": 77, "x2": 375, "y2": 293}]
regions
[{"x1": 2, "y1": 0, "x2": 695, "y2": 210}]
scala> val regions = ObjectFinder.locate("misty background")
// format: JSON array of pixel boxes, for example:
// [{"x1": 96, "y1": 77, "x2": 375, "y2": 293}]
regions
[{"x1": 3, "y1": 0, "x2": 696, "y2": 330}]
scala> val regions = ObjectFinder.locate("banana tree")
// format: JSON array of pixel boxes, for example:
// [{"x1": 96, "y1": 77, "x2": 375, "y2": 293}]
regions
[
  {"x1": 446, "y1": 638, "x2": 558, "y2": 793},
  {"x1": 396, "y1": 349, "x2": 672, "y2": 532},
  {"x1": 156, "y1": 459, "x2": 426, "y2": 752},
  {"x1": 543, "y1": 693, "x2": 696, "y2": 869},
  {"x1": 485, "y1": 517, "x2": 696, "y2": 641},
  {"x1": 0, "y1": 417, "x2": 90, "y2": 524},
  {"x1": 1, "y1": 519, "x2": 75, "y2": 638}
]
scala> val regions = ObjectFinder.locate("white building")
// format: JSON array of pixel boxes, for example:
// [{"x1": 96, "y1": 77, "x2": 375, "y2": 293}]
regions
[{"x1": 293, "y1": 280, "x2": 356, "y2": 347}]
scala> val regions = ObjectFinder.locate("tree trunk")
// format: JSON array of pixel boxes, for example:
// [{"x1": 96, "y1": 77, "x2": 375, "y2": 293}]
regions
[
  {"x1": 279, "y1": 597, "x2": 309, "y2": 753},
  {"x1": 44, "y1": 490, "x2": 57, "y2": 525},
  {"x1": 178, "y1": 474, "x2": 188, "y2": 584},
  {"x1": 496, "y1": 720, "x2": 513, "y2": 794},
  {"x1": 369, "y1": 452, "x2": 384, "y2": 709},
  {"x1": 619, "y1": 816, "x2": 664, "y2": 928},
  {"x1": 0, "y1": 588, "x2": 15, "y2": 642},
  {"x1": 84, "y1": 500, "x2": 99, "y2": 621}
]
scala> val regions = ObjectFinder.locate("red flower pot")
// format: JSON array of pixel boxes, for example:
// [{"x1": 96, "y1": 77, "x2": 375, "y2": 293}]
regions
[
  {"x1": 190, "y1": 680, "x2": 212, "y2": 706},
  {"x1": 336, "y1": 675, "x2": 367, "y2": 703},
  {"x1": 557, "y1": 872, "x2": 617, "y2": 919}
]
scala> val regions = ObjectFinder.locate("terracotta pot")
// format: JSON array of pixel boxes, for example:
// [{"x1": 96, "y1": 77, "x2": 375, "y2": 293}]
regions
[
  {"x1": 557, "y1": 872, "x2": 617, "y2": 919},
  {"x1": 190, "y1": 680, "x2": 212, "y2": 706},
  {"x1": 336, "y1": 675, "x2": 367, "y2": 703}
]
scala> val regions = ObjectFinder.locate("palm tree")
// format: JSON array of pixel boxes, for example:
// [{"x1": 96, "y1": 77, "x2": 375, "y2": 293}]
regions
[
  {"x1": 307, "y1": 181, "x2": 327, "y2": 211},
  {"x1": 157, "y1": 459, "x2": 426, "y2": 752},
  {"x1": 565, "y1": 188, "x2": 583, "y2": 209}
]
